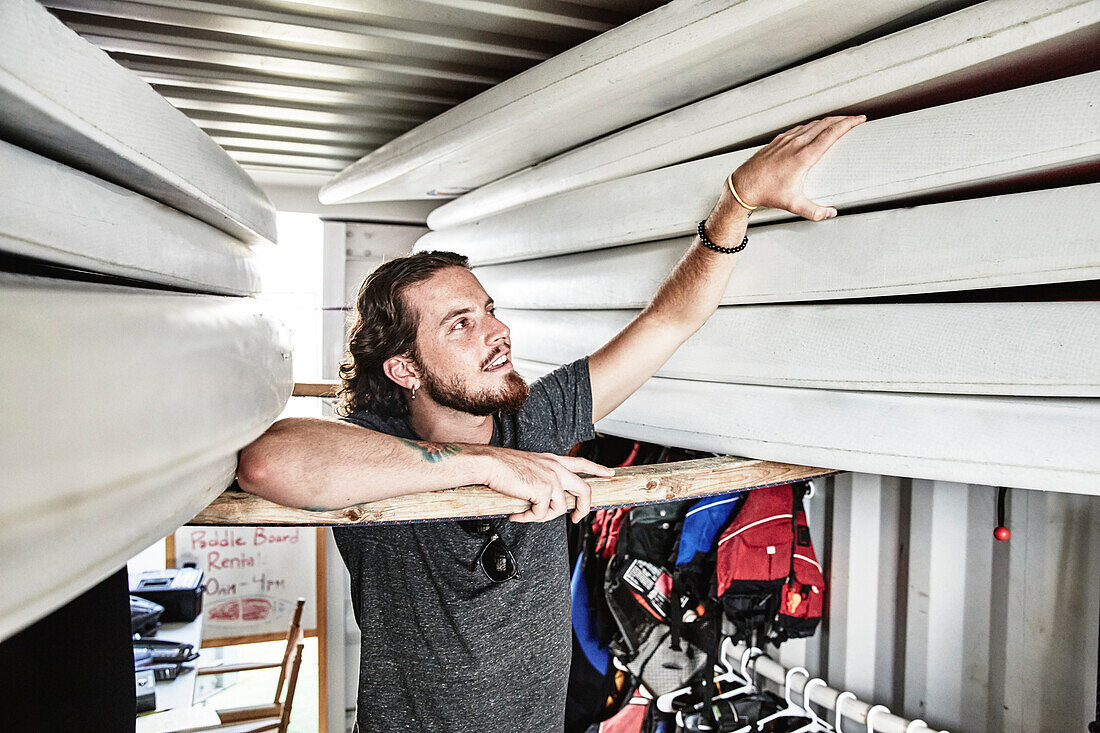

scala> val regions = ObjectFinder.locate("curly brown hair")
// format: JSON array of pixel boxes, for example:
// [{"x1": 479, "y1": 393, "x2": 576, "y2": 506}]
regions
[{"x1": 336, "y1": 250, "x2": 470, "y2": 417}]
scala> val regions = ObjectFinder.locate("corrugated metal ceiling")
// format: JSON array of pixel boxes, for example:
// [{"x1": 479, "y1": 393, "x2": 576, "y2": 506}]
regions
[{"x1": 44, "y1": 0, "x2": 664, "y2": 180}]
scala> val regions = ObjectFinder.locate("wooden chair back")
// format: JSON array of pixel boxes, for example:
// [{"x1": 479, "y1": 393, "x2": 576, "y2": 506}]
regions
[
  {"x1": 277, "y1": 643, "x2": 305, "y2": 733},
  {"x1": 273, "y1": 597, "x2": 306, "y2": 704}
]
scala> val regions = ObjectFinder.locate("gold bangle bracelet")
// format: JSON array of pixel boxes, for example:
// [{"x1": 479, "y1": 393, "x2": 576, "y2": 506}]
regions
[{"x1": 727, "y1": 172, "x2": 758, "y2": 211}]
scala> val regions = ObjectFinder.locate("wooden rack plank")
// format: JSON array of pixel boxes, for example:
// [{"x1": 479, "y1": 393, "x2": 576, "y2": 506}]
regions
[
  {"x1": 190, "y1": 457, "x2": 838, "y2": 526},
  {"x1": 293, "y1": 382, "x2": 340, "y2": 398},
  {"x1": 471, "y1": 184, "x2": 1100, "y2": 307},
  {"x1": 418, "y1": 72, "x2": 1100, "y2": 264},
  {"x1": 430, "y1": 0, "x2": 1100, "y2": 228}
]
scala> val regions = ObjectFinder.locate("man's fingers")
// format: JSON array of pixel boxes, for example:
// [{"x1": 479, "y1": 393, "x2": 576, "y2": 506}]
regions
[
  {"x1": 789, "y1": 116, "x2": 838, "y2": 147},
  {"x1": 544, "y1": 455, "x2": 600, "y2": 522},
  {"x1": 774, "y1": 122, "x2": 809, "y2": 144},
  {"x1": 560, "y1": 470, "x2": 592, "y2": 523},
  {"x1": 526, "y1": 484, "x2": 551, "y2": 520},
  {"x1": 551, "y1": 454, "x2": 615, "y2": 477},
  {"x1": 546, "y1": 483, "x2": 568, "y2": 520},
  {"x1": 803, "y1": 115, "x2": 864, "y2": 161},
  {"x1": 772, "y1": 115, "x2": 861, "y2": 219},
  {"x1": 789, "y1": 194, "x2": 836, "y2": 222}
]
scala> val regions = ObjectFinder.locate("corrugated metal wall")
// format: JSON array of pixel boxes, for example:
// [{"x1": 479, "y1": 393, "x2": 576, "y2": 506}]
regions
[{"x1": 785, "y1": 475, "x2": 1100, "y2": 732}]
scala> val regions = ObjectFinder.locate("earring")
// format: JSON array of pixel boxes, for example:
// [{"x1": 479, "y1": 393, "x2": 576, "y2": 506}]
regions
[{"x1": 411, "y1": 385, "x2": 417, "y2": 400}]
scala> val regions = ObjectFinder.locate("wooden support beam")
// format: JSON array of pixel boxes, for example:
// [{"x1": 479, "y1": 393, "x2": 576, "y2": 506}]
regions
[
  {"x1": 190, "y1": 456, "x2": 839, "y2": 526},
  {"x1": 292, "y1": 382, "x2": 340, "y2": 398}
]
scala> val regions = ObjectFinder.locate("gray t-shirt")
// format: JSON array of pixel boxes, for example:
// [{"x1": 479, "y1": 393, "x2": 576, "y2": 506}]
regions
[{"x1": 333, "y1": 357, "x2": 596, "y2": 733}]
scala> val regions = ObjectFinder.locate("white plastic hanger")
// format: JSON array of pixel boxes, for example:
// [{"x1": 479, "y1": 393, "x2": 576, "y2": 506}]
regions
[
  {"x1": 721, "y1": 648, "x2": 772, "y2": 733},
  {"x1": 655, "y1": 641, "x2": 758, "y2": 713},
  {"x1": 834, "y1": 691, "x2": 857, "y2": 733},
  {"x1": 804, "y1": 480, "x2": 817, "y2": 526},
  {"x1": 753, "y1": 665, "x2": 811, "y2": 729},
  {"x1": 788, "y1": 678, "x2": 833, "y2": 733},
  {"x1": 866, "y1": 704, "x2": 890, "y2": 733},
  {"x1": 710, "y1": 646, "x2": 763, "y2": 702}
]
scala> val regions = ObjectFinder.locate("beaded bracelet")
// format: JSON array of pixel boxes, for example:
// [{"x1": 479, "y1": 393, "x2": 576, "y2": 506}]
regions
[{"x1": 697, "y1": 219, "x2": 748, "y2": 254}]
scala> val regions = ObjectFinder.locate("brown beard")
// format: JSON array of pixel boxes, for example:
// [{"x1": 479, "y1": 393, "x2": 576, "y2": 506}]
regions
[{"x1": 417, "y1": 360, "x2": 530, "y2": 416}]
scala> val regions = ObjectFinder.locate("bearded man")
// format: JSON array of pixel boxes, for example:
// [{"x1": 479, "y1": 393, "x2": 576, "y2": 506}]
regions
[{"x1": 238, "y1": 115, "x2": 863, "y2": 732}]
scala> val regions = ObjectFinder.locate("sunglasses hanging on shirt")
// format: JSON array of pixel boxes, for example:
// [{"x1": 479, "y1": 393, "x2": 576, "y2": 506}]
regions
[{"x1": 459, "y1": 518, "x2": 518, "y2": 583}]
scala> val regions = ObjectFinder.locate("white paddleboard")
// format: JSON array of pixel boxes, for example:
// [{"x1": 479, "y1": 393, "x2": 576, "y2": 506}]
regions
[
  {"x1": 471, "y1": 184, "x2": 1100, "y2": 308},
  {"x1": 418, "y1": 72, "x2": 1100, "y2": 264},
  {"x1": 0, "y1": 140, "x2": 259, "y2": 296},
  {"x1": 0, "y1": 273, "x2": 292, "y2": 640},
  {"x1": 429, "y1": 0, "x2": 1100, "y2": 228},
  {"x1": 320, "y1": 0, "x2": 961, "y2": 204},
  {"x1": 516, "y1": 358, "x2": 1100, "y2": 495},
  {"x1": 501, "y1": 302, "x2": 1100, "y2": 397},
  {"x1": 0, "y1": 0, "x2": 276, "y2": 246},
  {"x1": 1, "y1": 456, "x2": 235, "y2": 644}
]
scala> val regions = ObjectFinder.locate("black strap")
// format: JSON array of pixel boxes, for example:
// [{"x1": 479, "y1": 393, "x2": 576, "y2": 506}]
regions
[
  {"x1": 769, "y1": 483, "x2": 806, "y2": 645},
  {"x1": 1090, "y1": 573, "x2": 1100, "y2": 733},
  {"x1": 699, "y1": 619, "x2": 720, "y2": 724},
  {"x1": 668, "y1": 571, "x2": 683, "y2": 651}
]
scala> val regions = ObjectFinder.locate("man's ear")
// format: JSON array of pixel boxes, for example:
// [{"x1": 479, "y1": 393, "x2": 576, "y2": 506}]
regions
[{"x1": 382, "y1": 353, "x2": 420, "y2": 391}]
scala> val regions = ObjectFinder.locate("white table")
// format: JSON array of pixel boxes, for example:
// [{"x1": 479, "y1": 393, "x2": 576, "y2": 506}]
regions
[{"x1": 150, "y1": 616, "x2": 203, "y2": 712}]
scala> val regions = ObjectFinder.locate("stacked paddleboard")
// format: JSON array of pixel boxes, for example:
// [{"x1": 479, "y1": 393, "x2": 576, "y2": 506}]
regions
[
  {"x1": 371, "y1": 0, "x2": 1099, "y2": 492},
  {"x1": 0, "y1": 0, "x2": 292, "y2": 641},
  {"x1": 319, "y1": 0, "x2": 970, "y2": 204}
]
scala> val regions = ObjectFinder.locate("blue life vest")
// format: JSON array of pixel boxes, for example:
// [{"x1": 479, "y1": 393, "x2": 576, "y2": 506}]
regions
[{"x1": 675, "y1": 492, "x2": 745, "y2": 569}]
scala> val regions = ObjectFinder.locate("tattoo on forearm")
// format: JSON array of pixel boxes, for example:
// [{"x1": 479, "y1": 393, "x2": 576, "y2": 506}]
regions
[
  {"x1": 296, "y1": 439, "x2": 462, "y2": 512},
  {"x1": 398, "y1": 437, "x2": 462, "y2": 463}
]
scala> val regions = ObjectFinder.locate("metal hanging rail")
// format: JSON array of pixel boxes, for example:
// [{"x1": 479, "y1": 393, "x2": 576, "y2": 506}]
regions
[{"x1": 729, "y1": 643, "x2": 948, "y2": 733}]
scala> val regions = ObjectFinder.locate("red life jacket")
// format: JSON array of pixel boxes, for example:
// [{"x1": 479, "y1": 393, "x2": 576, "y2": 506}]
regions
[
  {"x1": 773, "y1": 505, "x2": 825, "y2": 642},
  {"x1": 715, "y1": 482, "x2": 824, "y2": 643}
]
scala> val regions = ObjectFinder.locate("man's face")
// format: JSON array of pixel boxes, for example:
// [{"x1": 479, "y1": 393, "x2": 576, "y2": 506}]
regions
[{"x1": 402, "y1": 267, "x2": 528, "y2": 416}]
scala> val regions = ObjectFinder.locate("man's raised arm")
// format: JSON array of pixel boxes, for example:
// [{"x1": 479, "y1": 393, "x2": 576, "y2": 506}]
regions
[
  {"x1": 237, "y1": 418, "x2": 612, "y2": 522},
  {"x1": 588, "y1": 115, "x2": 864, "y2": 422}
]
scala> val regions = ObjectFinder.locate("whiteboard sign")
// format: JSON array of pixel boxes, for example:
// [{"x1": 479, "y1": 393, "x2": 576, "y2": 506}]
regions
[{"x1": 172, "y1": 526, "x2": 318, "y2": 642}]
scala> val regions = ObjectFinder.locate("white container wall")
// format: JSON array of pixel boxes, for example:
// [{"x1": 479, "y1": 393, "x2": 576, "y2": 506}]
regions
[
  {"x1": 782, "y1": 474, "x2": 1100, "y2": 732},
  {"x1": 321, "y1": 220, "x2": 422, "y2": 731}
]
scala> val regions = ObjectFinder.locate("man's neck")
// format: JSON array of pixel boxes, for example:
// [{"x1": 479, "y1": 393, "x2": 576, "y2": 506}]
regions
[{"x1": 407, "y1": 400, "x2": 494, "y2": 445}]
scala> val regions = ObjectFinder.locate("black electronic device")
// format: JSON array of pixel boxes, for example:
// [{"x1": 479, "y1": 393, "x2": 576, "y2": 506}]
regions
[
  {"x1": 133, "y1": 638, "x2": 198, "y2": 665},
  {"x1": 130, "y1": 594, "x2": 165, "y2": 636},
  {"x1": 143, "y1": 662, "x2": 186, "y2": 682},
  {"x1": 135, "y1": 669, "x2": 156, "y2": 713},
  {"x1": 130, "y1": 566, "x2": 204, "y2": 622}
]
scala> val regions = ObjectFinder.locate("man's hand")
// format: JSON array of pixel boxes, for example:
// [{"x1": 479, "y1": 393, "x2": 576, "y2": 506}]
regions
[
  {"x1": 477, "y1": 446, "x2": 614, "y2": 524},
  {"x1": 588, "y1": 115, "x2": 863, "y2": 424},
  {"x1": 727, "y1": 114, "x2": 866, "y2": 222}
]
